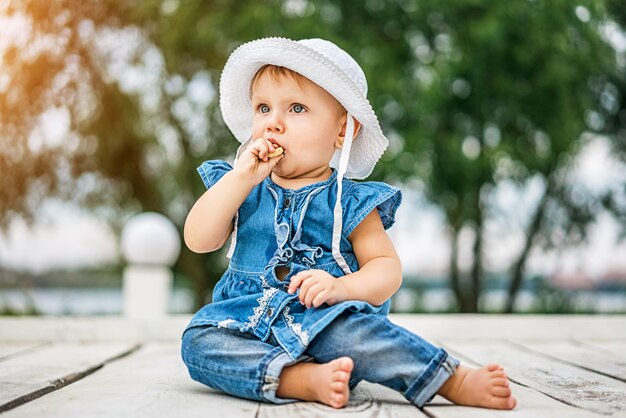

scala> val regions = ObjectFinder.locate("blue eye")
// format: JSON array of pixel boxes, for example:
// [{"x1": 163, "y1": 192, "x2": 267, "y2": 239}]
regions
[
  {"x1": 292, "y1": 104, "x2": 305, "y2": 113},
  {"x1": 259, "y1": 104, "x2": 270, "y2": 113}
]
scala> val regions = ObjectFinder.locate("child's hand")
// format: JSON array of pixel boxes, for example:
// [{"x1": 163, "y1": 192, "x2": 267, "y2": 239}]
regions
[
  {"x1": 287, "y1": 269, "x2": 349, "y2": 308},
  {"x1": 233, "y1": 137, "x2": 285, "y2": 187}
]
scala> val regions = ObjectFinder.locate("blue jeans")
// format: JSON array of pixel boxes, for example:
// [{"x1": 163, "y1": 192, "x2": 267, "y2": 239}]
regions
[{"x1": 181, "y1": 311, "x2": 459, "y2": 408}]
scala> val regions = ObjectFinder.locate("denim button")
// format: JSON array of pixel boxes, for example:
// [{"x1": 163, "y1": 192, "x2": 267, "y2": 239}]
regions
[
  {"x1": 267, "y1": 308, "x2": 274, "y2": 317},
  {"x1": 284, "y1": 198, "x2": 291, "y2": 208}
]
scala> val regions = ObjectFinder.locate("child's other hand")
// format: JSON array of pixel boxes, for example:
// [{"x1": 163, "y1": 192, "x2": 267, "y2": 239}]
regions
[
  {"x1": 287, "y1": 269, "x2": 349, "y2": 308},
  {"x1": 233, "y1": 137, "x2": 285, "y2": 187}
]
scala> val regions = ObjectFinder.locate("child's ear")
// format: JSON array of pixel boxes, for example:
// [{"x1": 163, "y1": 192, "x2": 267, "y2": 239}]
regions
[{"x1": 335, "y1": 118, "x2": 362, "y2": 149}]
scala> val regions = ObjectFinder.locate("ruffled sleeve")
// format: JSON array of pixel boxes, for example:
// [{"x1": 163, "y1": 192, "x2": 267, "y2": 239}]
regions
[
  {"x1": 342, "y1": 181, "x2": 402, "y2": 237},
  {"x1": 196, "y1": 160, "x2": 233, "y2": 189}
]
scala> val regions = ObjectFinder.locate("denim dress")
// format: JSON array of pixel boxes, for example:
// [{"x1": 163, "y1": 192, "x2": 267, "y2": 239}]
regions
[
  {"x1": 181, "y1": 160, "x2": 459, "y2": 407},
  {"x1": 184, "y1": 160, "x2": 402, "y2": 359}
]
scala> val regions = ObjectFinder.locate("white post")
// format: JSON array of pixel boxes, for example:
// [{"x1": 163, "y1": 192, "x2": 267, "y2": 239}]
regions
[{"x1": 120, "y1": 212, "x2": 181, "y2": 319}]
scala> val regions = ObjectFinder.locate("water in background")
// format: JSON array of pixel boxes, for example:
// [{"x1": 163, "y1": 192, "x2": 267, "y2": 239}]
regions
[
  {"x1": 1, "y1": 286, "x2": 625, "y2": 315},
  {"x1": 391, "y1": 287, "x2": 626, "y2": 313},
  {"x1": 0, "y1": 287, "x2": 194, "y2": 315}
]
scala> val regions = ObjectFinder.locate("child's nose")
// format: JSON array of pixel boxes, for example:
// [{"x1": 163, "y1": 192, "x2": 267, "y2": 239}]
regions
[{"x1": 265, "y1": 114, "x2": 285, "y2": 133}]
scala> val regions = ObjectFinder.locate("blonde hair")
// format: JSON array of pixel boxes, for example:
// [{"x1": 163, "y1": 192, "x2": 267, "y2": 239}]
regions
[
  {"x1": 249, "y1": 64, "x2": 346, "y2": 116},
  {"x1": 249, "y1": 65, "x2": 306, "y2": 98}
]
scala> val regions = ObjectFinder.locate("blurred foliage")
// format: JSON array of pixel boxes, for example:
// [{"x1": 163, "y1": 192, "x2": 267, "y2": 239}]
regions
[{"x1": 1, "y1": 0, "x2": 625, "y2": 311}]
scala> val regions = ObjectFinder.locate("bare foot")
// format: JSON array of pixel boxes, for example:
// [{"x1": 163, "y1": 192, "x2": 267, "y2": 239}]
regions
[
  {"x1": 277, "y1": 357, "x2": 354, "y2": 408},
  {"x1": 437, "y1": 363, "x2": 517, "y2": 410}
]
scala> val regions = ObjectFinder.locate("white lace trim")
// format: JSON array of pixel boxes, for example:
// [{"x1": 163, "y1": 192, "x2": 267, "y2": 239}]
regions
[
  {"x1": 283, "y1": 306, "x2": 309, "y2": 345},
  {"x1": 260, "y1": 274, "x2": 270, "y2": 288},
  {"x1": 245, "y1": 287, "x2": 278, "y2": 330},
  {"x1": 217, "y1": 319, "x2": 236, "y2": 328}
]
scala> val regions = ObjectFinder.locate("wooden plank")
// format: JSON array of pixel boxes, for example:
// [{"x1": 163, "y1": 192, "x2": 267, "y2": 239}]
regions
[
  {"x1": 390, "y1": 315, "x2": 626, "y2": 341},
  {"x1": 577, "y1": 340, "x2": 626, "y2": 362},
  {"x1": 425, "y1": 388, "x2": 607, "y2": 418},
  {"x1": 0, "y1": 343, "x2": 49, "y2": 362},
  {"x1": 440, "y1": 340, "x2": 626, "y2": 416},
  {"x1": 2, "y1": 342, "x2": 260, "y2": 418},
  {"x1": 0, "y1": 315, "x2": 190, "y2": 342},
  {"x1": 258, "y1": 381, "x2": 429, "y2": 417},
  {"x1": 0, "y1": 342, "x2": 138, "y2": 413},
  {"x1": 511, "y1": 340, "x2": 626, "y2": 382},
  {"x1": 1, "y1": 316, "x2": 625, "y2": 417}
]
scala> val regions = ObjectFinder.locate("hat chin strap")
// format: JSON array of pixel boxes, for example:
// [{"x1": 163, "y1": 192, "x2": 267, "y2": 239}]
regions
[
  {"x1": 226, "y1": 136, "x2": 254, "y2": 259},
  {"x1": 332, "y1": 113, "x2": 355, "y2": 275}
]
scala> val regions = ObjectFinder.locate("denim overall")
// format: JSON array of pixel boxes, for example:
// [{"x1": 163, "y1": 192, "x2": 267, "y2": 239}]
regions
[{"x1": 181, "y1": 160, "x2": 459, "y2": 407}]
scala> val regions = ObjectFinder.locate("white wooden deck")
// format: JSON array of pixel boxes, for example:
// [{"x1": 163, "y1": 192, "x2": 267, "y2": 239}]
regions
[{"x1": 0, "y1": 314, "x2": 625, "y2": 417}]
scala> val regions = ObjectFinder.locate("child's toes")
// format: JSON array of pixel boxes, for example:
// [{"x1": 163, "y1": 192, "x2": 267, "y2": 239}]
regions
[
  {"x1": 490, "y1": 370, "x2": 507, "y2": 379},
  {"x1": 492, "y1": 378, "x2": 509, "y2": 387},
  {"x1": 339, "y1": 357, "x2": 354, "y2": 372},
  {"x1": 505, "y1": 396, "x2": 517, "y2": 409},
  {"x1": 334, "y1": 370, "x2": 350, "y2": 382},
  {"x1": 331, "y1": 381, "x2": 346, "y2": 391},
  {"x1": 492, "y1": 395, "x2": 516, "y2": 410},
  {"x1": 331, "y1": 393, "x2": 346, "y2": 407},
  {"x1": 486, "y1": 363, "x2": 502, "y2": 372},
  {"x1": 492, "y1": 386, "x2": 512, "y2": 397}
]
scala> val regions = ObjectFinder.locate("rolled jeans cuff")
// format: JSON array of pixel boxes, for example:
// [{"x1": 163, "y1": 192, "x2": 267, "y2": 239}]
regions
[
  {"x1": 407, "y1": 352, "x2": 460, "y2": 408},
  {"x1": 261, "y1": 351, "x2": 314, "y2": 404}
]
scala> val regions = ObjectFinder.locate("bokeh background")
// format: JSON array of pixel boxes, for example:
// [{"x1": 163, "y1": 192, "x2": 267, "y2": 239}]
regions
[{"x1": 1, "y1": 0, "x2": 625, "y2": 315}]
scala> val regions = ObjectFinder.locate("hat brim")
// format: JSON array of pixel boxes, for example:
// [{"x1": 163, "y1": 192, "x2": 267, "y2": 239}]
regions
[{"x1": 219, "y1": 37, "x2": 388, "y2": 179}]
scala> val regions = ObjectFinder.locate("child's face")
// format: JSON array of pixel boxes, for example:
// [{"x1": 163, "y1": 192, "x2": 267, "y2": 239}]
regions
[{"x1": 251, "y1": 72, "x2": 346, "y2": 178}]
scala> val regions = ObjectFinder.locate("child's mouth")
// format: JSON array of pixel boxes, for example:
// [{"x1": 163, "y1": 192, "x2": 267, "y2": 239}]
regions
[{"x1": 267, "y1": 137, "x2": 285, "y2": 153}]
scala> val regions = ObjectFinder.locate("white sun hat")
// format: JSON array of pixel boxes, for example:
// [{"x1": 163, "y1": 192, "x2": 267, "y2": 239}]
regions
[
  {"x1": 219, "y1": 37, "x2": 389, "y2": 274},
  {"x1": 219, "y1": 37, "x2": 388, "y2": 180}
]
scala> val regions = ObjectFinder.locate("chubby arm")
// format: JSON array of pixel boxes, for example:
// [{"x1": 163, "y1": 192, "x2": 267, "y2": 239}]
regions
[
  {"x1": 288, "y1": 209, "x2": 403, "y2": 307},
  {"x1": 341, "y1": 209, "x2": 403, "y2": 305},
  {"x1": 184, "y1": 170, "x2": 252, "y2": 253},
  {"x1": 185, "y1": 138, "x2": 284, "y2": 253}
]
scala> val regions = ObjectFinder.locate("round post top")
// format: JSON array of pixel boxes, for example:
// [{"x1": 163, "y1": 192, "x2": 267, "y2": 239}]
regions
[{"x1": 121, "y1": 212, "x2": 181, "y2": 266}]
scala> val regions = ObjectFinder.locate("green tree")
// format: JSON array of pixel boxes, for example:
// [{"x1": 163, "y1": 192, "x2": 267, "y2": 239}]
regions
[
  {"x1": 339, "y1": 0, "x2": 621, "y2": 312},
  {"x1": 598, "y1": 0, "x2": 626, "y2": 238},
  {"x1": 0, "y1": 0, "x2": 236, "y2": 307},
  {"x1": 1, "y1": 0, "x2": 623, "y2": 312}
]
